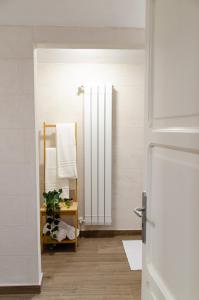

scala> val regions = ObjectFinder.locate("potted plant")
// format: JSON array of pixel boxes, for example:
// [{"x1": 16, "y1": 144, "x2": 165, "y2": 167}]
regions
[{"x1": 43, "y1": 189, "x2": 62, "y2": 239}]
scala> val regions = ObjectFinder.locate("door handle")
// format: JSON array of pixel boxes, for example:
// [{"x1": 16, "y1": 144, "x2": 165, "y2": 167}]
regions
[
  {"x1": 134, "y1": 207, "x2": 145, "y2": 218},
  {"x1": 133, "y1": 192, "x2": 147, "y2": 244}
]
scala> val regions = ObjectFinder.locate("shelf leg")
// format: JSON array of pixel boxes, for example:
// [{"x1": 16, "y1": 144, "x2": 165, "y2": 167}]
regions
[{"x1": 74, "y1": 211, "x2": 78, "y2": 252}]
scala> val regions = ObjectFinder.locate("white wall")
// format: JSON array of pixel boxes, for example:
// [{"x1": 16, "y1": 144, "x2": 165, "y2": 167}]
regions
[
  {"x1": 0, "y1": 25, "x2": 144, "y2": 286},
  {"x1": 36, "y1": 49, "x2": 145, "y2": 230},
  {"x1": 0, "y1": 27, "x2": 42, "y2": 286},
  {"x1": 0, "y1": 0, "x2": 145, "y2": 28}
]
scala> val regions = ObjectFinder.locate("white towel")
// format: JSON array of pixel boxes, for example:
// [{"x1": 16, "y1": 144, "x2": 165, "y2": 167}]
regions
[
  {"x1": 43, "y1": 221, "x2": 67, "y2": 242},
  {"x1": 43, "y1": 221, "x2": 80, "y2": 242},
  {"x1": 59, "y1": 221, "x2": 79, "y2": 241},
  {"x1": 56, "y1": 123, "x2": 78, "y2": 179},
  {"x1": 45, "y1": 148, "x2": 69, "y2": 199},
  {"x1": 56, "y1": 227, "x2": 67, "y2": 242}
]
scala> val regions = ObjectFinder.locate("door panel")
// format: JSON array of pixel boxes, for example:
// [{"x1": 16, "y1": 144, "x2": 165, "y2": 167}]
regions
[
  {"x1": 152, "y1": 0, "x2": 199, "y2": 121},
  {"x1": 149, "y1": 147, "x2": 199, "y2": 299},
  {"x1": 143, "y1": 0, "x2": 199, "y2": 299}
]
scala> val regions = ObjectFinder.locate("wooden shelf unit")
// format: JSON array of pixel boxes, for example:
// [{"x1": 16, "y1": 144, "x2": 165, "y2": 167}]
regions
[
  {"x1": 40, "y1": 202, "x2": 78, "y2": 251},
  {"x1": 40, "y1": 122, "x2": 78, "y2": 252}
]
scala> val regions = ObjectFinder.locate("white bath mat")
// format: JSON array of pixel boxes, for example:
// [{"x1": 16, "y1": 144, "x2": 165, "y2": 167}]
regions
[{"x1": 122, "y1": 240, "x2": 142, "y2": 270}]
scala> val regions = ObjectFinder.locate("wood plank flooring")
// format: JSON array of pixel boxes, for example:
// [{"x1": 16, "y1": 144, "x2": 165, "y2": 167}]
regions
[{"x1": 0, "y1": 235, "x2": 141, "y2": 300}]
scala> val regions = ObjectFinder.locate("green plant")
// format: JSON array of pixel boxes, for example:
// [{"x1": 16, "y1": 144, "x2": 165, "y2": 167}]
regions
[{"x1": 43, "y1": 189, "x2": 63, "y2": 239}]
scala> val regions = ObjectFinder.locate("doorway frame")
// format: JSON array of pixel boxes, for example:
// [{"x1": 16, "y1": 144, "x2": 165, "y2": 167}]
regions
[{"x1": 33, "y1": 26, "x2": 145, "y2": 284}]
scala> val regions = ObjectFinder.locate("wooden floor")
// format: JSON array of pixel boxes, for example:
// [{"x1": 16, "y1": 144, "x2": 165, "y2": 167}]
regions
[{"x1": 0, "y1": 235, "x2": 141, "y2": 300}]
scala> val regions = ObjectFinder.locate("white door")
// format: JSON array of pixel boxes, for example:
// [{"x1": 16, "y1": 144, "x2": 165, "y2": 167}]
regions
[{"x1": 141, "y1": 1, "x2": 199, "y2": 299}]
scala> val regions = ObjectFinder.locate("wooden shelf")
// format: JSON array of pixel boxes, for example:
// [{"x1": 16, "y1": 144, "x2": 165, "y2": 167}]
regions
[
  {"x1": 43, "y1": 236, "x2": 76, "y2": 244},
  {"x1": 40, "y1": 202, "x2": 78, "y2": 215}
]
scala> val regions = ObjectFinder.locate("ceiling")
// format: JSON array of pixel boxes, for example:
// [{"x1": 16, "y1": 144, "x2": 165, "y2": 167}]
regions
[{"x1": 0, "y1": 0, "x2": 145, "y2": 28}]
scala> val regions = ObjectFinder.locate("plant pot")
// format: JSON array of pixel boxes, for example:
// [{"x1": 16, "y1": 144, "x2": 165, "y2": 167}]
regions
[{"x1": 65, "y1": 199, "x2": 73, "y2": 207}]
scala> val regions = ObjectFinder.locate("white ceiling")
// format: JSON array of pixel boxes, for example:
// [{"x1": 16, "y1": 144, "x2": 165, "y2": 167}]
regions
[
  {"x1": 36, "y1": 49, "x2": 145, "y2": 64},
  {"x1": 0, "y1": 0, "x2": 145, "y2": 28}
]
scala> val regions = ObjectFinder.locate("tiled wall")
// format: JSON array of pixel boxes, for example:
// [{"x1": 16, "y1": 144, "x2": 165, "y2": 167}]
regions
[{"x1": 0, "y1": 26, "x2": 41, "y2": 285}]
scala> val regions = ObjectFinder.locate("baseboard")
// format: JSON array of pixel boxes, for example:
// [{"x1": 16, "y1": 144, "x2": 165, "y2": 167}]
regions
[
  {"x1": 80, "y1": 230, "x2": 141, "y2": 238},
  {"x1": 0, "y1": 285, "x2": 41, "y2": 295},
  {"x1": 0, "y1": 273, "x2": 43, "y2": 295}
]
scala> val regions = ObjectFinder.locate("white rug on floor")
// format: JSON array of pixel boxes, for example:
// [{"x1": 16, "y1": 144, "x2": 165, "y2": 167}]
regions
[{"x1": 122, "y1": 240, "x2": 142, "y2": 271}]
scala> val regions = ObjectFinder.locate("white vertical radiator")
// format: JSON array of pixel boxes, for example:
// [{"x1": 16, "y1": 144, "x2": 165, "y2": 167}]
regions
[{"x1": 84, "y1": 84, "x2": 112, "y2": 225}]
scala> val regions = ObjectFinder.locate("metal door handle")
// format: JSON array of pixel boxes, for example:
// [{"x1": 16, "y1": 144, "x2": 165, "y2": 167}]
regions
[
  {"x1": 134, "y1": 207, "x2": 145, "y2": 218},
  {"x1": 133, "y1": 192, "x2": 147, "y2": 243}
]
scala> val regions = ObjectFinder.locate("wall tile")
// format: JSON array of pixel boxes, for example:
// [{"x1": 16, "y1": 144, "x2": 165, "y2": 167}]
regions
[
  {"x1": 0, "y1": 163, "x2": 36, "y2": 196},
  {"x1": 0, "y1": 25, "x2": 40, "y2": 286},
  {"x1": 0, "y1": 59, "x2": 34, "y2": 95},
  {"x1": 18, "y1": 59, "x2": 34, "y2": 94},
  {"x1": 113, "y1": 126, "x2": 144, "y2": 150},
  {"x1": 113, "y1": 146, "x2": 144, "y2": 170},
  {"x1": 0, "y1": 195, "x2": 36, "y2": 227},
  {"x1": 24, "y1": 129, "x2": 36, "y2": 163},
  {"x1": 0, "y1": 227, "x2": 38, "y2": 256},
  {"x1": 0, "y1": 27, "x2": 33, "y2": 59},
  {"x1": 0, "y1": 129, "x2": 25, "y2": 163},
  {"x1": 0, "y1": 255, "x2": 39, "y2": 284},
  {"x1": 0, "y1": 94, "x2": 35, "y2": 129},
  {"x1": 0, "y1": 60, "x2": 19, "y2": 94}
]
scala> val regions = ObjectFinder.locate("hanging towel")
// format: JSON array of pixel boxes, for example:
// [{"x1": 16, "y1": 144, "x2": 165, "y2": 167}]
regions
[
  {"x1": 45, "y1": 148, "x2": 70, "y2": 199},
  {"x1": 56, "y1": 123, "x2": 78, "y2": 179}
]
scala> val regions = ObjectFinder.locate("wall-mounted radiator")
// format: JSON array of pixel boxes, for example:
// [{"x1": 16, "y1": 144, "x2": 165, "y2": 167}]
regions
[{"x1": 84, "y1": 84, "x2": 112, "y2": 225}]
